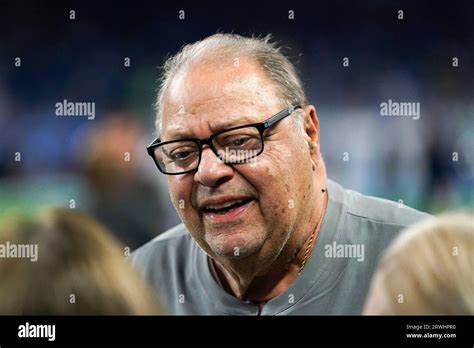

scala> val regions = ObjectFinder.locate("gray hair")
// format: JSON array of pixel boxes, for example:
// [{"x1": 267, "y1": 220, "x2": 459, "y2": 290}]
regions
[{"x1": 154, "y1": 33, "x2": 308, "y2": 137}]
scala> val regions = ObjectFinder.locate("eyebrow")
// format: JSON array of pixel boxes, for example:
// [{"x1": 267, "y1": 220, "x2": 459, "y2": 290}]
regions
[
  {"x1": 209, "y1": 115, "x2": 260, "y2": 133},
  {"x1": 164, "y1": 115, "x2": 261, "y2": 141}
]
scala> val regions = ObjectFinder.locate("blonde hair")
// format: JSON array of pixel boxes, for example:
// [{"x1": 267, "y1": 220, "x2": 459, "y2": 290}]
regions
[
  {"x1": 365, "y1": 212, "x2": 474, "y2": 315},
  {"x1": 0, "y1": 208, "x2": 160, "y2": 315}
]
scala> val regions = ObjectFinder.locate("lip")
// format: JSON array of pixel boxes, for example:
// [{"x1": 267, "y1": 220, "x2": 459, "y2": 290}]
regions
[
  {"x1": 198, "y1": 196, "x2": 253, "y2": 211},
  {"x1": 200, "y1": 197, "x2": 255, "y2": 223}
]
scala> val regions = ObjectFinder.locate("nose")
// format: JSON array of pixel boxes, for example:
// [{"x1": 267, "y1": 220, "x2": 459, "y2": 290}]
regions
[{"x1": 194, "y1": 147, "x2": 233, "y2": 187}]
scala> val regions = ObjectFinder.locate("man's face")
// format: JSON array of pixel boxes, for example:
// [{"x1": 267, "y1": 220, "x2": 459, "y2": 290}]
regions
[{"x1": 161, "y1": 60, "x2": 316, "y2": 261}]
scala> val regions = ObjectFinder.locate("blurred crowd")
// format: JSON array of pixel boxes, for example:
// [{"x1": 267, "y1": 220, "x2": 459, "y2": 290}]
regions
[{"x1": 0, "y1": 1, "x2": 472, "y2": 248}]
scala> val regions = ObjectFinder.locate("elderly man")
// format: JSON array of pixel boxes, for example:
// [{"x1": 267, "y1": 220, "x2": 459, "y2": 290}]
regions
[{"x1": 131, "y1": 33, "x2": 428, "y2": 315}]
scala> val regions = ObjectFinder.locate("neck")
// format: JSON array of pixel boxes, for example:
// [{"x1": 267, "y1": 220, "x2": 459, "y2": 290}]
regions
[{"x1": 211, "y1": 181, "x2": 328, "y2": 302}]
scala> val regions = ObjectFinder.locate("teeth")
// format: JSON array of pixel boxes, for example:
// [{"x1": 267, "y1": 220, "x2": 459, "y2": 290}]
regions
[{"x1": 205, "y1": 199, "x2": 245, "y2": 210}]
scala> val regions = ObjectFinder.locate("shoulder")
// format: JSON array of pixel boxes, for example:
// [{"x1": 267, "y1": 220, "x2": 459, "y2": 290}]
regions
[
  {"x1": 328, "y1": 179, "x2": 430, "y2": 229},
  {"x1": 328, "y1": 182, "x2": 431, "y2": 250},
  {"x1": 346, "y1": 189, "x2": 429, "y2": 228},
  {"x1": 326, "y1": 179, "x2": 432, "y2": 270}
]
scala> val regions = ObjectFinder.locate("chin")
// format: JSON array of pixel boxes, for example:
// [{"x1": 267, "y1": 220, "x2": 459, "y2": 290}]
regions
[{"x1": 206, "y1": 232, "x2": 263, "y2": 259}]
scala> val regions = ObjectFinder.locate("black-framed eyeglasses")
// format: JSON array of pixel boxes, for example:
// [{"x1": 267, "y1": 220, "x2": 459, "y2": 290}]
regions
[{"x1": 146, "y1": 104, "x2": 301, "y2": 175}]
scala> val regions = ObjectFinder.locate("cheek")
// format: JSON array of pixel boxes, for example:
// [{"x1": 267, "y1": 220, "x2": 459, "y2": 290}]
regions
[
  {"x1": 243, "y1": 142, "x2": 311, "y2": 215},
  {"x1": 266, "y1": 138, "x2": 310, "y2": 174},
  {"x1": 237, "y1": 154, "x2": 299, "y2": 220},
  {"x1": 168, "y1": 176, "x2": 196, "y2": 218}
]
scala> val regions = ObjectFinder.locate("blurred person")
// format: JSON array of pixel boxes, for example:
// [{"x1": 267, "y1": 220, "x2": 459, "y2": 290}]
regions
[
  {"x1": 0, "y1": 208, "x2": 160, "y2": 315},
  {"x1": 132, "y1": 33, "x2": 430, "y2": 315},
  {"x1": 364, "y1": 212, "x2": 474, "y2": 315},
  {"x1": 79, "y1": 112, "x2": 178, "y2": 249}
]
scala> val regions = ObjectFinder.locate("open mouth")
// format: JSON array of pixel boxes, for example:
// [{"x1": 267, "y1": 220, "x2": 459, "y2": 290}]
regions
[{"x1": 201, "y1": 197, "x2": 254, "y2": 215}]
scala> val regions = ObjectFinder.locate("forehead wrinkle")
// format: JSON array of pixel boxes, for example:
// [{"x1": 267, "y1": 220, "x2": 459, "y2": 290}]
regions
[
  {"x1": 165, "y1": 112, "x2": 263, "y2": 141},
  {"x1": 208, "y1": 114, "x2": 262, "y2": 134},
  {"x1": 166, "y1": 94, "x2": 265, "y2": 125},
  {"x1": 167, "y1": 61, "x2": 280, "y2": 113},
  {"x1": 162, "y1": 61, "x2": 283, "y2": 139}
]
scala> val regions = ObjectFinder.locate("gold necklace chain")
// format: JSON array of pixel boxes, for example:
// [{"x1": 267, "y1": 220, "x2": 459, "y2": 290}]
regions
[
  {"x1": 298, "y1": 188, "x2": 327, "y2": 274},
  {"x1": 298, "y1": 227, "x2": 316, "y2": 274}
]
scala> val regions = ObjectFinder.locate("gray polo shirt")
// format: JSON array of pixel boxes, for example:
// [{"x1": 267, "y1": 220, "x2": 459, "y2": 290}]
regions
[{"x1": 131, "y1": 179, "x2": 429, "y2": 315}]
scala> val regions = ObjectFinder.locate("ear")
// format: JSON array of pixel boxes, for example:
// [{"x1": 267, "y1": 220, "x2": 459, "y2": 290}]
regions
[{"x1": 303, "y1": 105, "x2": 320, "y2": 159}]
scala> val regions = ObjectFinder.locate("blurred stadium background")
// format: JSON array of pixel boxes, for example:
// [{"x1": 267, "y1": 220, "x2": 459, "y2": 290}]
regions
[{"x1": 0, "y1": 0, "x2": 472, "y2": 249}]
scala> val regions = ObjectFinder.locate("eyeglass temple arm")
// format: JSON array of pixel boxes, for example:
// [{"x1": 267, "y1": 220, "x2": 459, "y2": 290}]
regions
[
  {"x1": 263, "y1": 105, "x2": 299, "y2": 129},
  {"x1": 147, "y1": 139, "x2": 159, "y2": 149}
]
